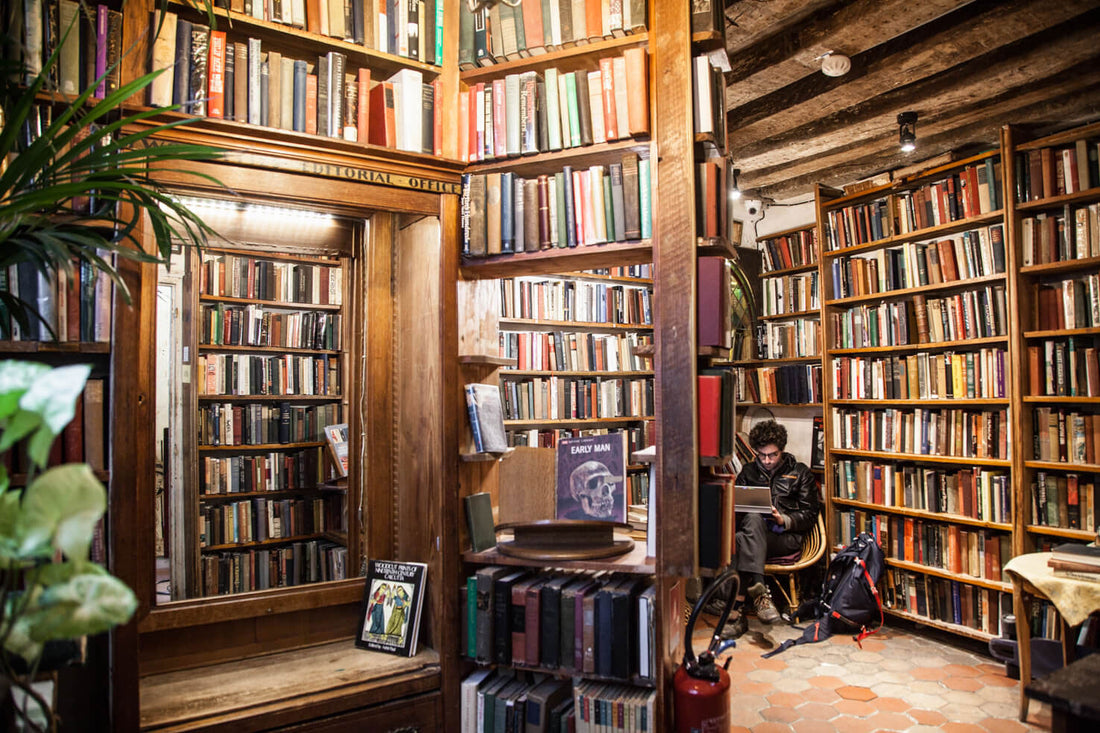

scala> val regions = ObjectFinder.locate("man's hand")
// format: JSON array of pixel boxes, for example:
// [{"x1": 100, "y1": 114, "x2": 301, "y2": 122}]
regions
[{"x1": 770, "y1": 505, "x2": 785, "y2": 526}]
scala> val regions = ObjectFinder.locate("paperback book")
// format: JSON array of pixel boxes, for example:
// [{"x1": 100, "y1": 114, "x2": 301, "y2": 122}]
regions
[
  {"x1": 555, "y1": 432, "x2": 627, "y2": 522},
  {"x1": 323, "y1": 423, "x2": 349, "y2": 477},
  {"x1": 465, "y1": 383, "x2": 508, "y2": 453},
  {"x1": 357, "y1": 560, "x2": 428, "y2": 657}
]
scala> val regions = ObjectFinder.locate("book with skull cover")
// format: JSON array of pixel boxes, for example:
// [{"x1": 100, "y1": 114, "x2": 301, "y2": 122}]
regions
[{"x1": 555, "y1": 432, "x2": 627, "y2": 523}]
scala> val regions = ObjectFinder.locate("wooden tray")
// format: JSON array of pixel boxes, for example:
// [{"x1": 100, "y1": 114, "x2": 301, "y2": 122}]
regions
[{"x1": 494, "y1": 519, "x2": 635, "y2": 561}]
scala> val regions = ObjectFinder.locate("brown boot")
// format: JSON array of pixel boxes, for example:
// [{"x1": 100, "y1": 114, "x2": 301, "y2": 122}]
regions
[{"x1": 748, "y1": 582, "x2": 781, "y2": 624}]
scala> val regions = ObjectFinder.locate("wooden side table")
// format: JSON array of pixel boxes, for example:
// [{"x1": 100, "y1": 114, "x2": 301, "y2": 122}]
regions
[
  {"x1": 1025, "y1": 651, "x2": 1100, "y2": 731},
  {"x1": 1005, "y1": 552, "x2": 1100, "y2": 722}
]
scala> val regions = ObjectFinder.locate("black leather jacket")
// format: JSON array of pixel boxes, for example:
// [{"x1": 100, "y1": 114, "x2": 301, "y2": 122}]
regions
[{"x1": 735, "y1": 452, "x2": 820, "y2": 534}]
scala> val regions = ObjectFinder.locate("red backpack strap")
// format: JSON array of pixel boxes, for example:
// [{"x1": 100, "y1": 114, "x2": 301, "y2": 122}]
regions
[{"x1": 852, "y1": 558, "x2": 885, "y2": 648}]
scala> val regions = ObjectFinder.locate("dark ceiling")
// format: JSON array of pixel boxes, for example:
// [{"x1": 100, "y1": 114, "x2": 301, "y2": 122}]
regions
[{"x1": 721, "y1": 0, "x2": 1100, "y2": 200}]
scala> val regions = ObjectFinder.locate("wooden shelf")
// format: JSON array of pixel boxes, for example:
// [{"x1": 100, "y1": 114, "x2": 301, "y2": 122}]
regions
[
  {"x1": 739, "y1": 401, "x2": 822, "y2": 409},
  {"x1": 761, "y1": 262, "x2": 819, "y2": 277},
  {"x1": 828, "y1": 335, "x2": 1008, "y2": 356},
  {"x1": 824, "y1": 271, "x2": 1005, "y2": 308},
  {"x1": 199, "y1": 487, "x2": 329, "y2": 501},
  {"x1": 463, "y1": 539, "x2": 654, "y2": 575},
  {"x1": 1023, "y1": 395, "x2": 1100, "y2": 404},
  {"x1": 198, "y1": 441, "x2": 326, "y2": 452},
  {"x1": 1024, "y1": 460, "x2": 1100, "y2": 473},
  {"x1": 690, "y1": 29, "x2": 725, "y2": 51},
  {"x1": 499, "y1": 317, "x2": 653, "y2": 332},
  {"x1": 828, "y1": 448, "x2": 1011, "y2": 467},
  {"x1": 503, "y1": 416, "x2": 653, "y2": 428},
  {"x1": 729, "y1": 356, "x2": 821, "y2": 366},
  {"x1": 458, "y1": 354, "x2": 518, "y2": 367},
  {"x1": 831, "y1": 497, "x2": 1011, "y2": 531},
  {"x1": 699, "y1": 455, "x2": 733, "y2": 467},
  {"x1": 758, "y1": 224, "x2": 818, "y2": 242},
  {"x1": 883, "y1": 608, "x2": 994, "y2": 643},
  {"x1": 1026, "y1": 524, "x2": 1097, "y2": 541},
  {"x1": 459, "y1": 448, "x2": 515, "y2": 463},
  {"x1": 1015, "y1": 186, "x2": 1100, "y2": 213},
  {"x1": 556, "y1": 270, "x2": 654, "y2": 286},
  {"x1": 502, "y1": 661, "x2": 656, "y2": 689},
  {"x1": 201, "y1": 533, "x2": 327, "y2": 552},
  {"x1": 199, "y1": 344, "x2": 341, "y2": 355},
  {"x1": 500, "y1": 369, "x2": 654, "y2": 378},
  {"x1": 696, "y1": 236, "x2": 738, "y2": 260},
  {"x1": 197, "y1": 394, "x2": 343, "y2": 402},
  {"x1": 464, "y1": 137, "x2": 652, "y2": 177},
  {"x1": 884, "y1": 558, "x2": 1010, "y2": 593},
  {"x1": 1018, "y1": 254, "x2": 1100, "y2": 277},
  {"x1": 461, "y1": 239, "x2": 653, "y2": 279},
  {"x1": 1023, "y1": 327, "x2": 1100, "y2": 339},
  {"x1": 821, "y1": 210, "x2": 1004, "y2": 260},
  {"x1": 830, "y1": 398, "x2": 1010, "y2": 407},
  {"x1": 698, "y1": 345, "x2": 732, "y2": 359},
  {"x1": 693, "y1": 132, "x2": 724, "y2": 152},
  {"x1": 459, "y1": 32, "x2": 650, "y2": 82},
  {"x1": 199, "y1": 294, "x2": 342, "y2": 311},
  {"x1": 202, "y1": 246, "x2": 341, "y2": 266},
  {"x1": 759, "y1": 308, "x2": 820, "y2": 321},
  {"x1": 0, "y1": 341, "x2": 110, "y2": 354}
]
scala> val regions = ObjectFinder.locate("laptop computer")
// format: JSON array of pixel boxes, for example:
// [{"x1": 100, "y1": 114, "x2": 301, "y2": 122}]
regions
[{"x1": 734, "y1": 485, "x2": 773, "y2": 514}]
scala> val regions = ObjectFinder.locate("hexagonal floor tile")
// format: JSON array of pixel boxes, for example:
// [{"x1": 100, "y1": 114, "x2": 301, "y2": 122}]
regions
[{"x1": 836, "y1": 685, "x2": 876, "y2": 702}]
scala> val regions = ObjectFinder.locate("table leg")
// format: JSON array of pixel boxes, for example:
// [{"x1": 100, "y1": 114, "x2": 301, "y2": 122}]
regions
[
  {"x1": 1060, "y1": 617, "x2": 1075, "y2": 667},
  {"x1": 1013, "y1": 585, "x2": 1032, "y2": 722}
]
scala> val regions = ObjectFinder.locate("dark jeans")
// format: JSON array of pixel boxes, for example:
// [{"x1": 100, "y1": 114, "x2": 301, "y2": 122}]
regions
[{"x1": 735, "y1": 511, "x2": 804, "y2": 577}]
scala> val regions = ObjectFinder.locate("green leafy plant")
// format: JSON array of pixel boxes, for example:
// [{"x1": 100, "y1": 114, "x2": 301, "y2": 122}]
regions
[
  {"x1": 1, "y1": 16, "x2": 223, "y2": 338},
  {"x1": 0, "y1": 360, "x2": 136, "y2": 731}
]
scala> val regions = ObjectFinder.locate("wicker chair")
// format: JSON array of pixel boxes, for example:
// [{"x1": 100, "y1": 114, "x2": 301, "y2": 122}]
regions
[{"x1": 764, "y1": 513, "x2": 826, "y2": 611}]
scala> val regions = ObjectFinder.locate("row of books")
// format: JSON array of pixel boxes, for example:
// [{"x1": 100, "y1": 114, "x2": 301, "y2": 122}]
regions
[
  {"x1": 697, "y1": 257, "x2": 733, "y2": 350},
  {"x1": 692, "y1": 55, "x2": 726, "y2": 141},
  {"x1": 760, "y1": 228, "x2": 818, "y2": 273},
  {"x1": 199, "y1": 253, "x2": 343, "y2": 305},
  {"x1": 1027, "y1": 339, "x2": 1100, "y2": 398},
  {"x1": 695, "y1": 155, "x2": 736, "y2": 241},
  {"x1": 499, "y1": 330, "x2": 653, "y2": 373},
  {"x1": 197, "y1": 353, "x2": 341, "y2": 396},
  {"x1": 21, "y1": 1, "x2": 121, "y2": 97},
  {"x1": 733, "y1": 364, "x2": 822, "y2": 406},
  {"x1": 833, "y1": 459, "x2": 1010, "y2": 524},
  {"x1": 460, "y1": 670, "x2": 655, "y2": 733},
  {"x1": 830, "y1": 285, "x2": 1008, "y2": 349},
  {"x1": 201, "y1": 539, "x2": 347, "y2": 597},
  {"x1": 1014, "y1": 140, "x2": 1100, "y2": 203},
  {"x1": 198, "y1": 402, "x2": 341, "y2": 446},
  {"x1": 499, "y1": 276, "x2": 653, "y2": 326},
  {"x1": 831, "y1": 348, "x2": 1009, "y2": 401},
  {"x1": 1032, "y1": 472, "x2": 1100, "y2": 531},
  {"x1": 458, "y1": 0, "x2": 647, "y2": 68},
  {"x1": 462, "y1": 157, "x2": 653, "y2": 257},
  {"x1": 698, "y1": 367, "x2": 735, "y2": 461},
  {"x1": 499, "y1": 376, "x2": 654, "y2": 422},
  {"x1": 698, "y1": 475, "x2": 736, "y2": 569},
  {"x1": 200, "y1": 448, "x2": 329, "y2": 495},
  {"x1": 884, "y1": 515, "x2": 1007, "y2": 583},
  {"x1": 1020, "y1": 204, "x2": 1100, "y2": 266},
  {"x1": 459, "y1": 49, "x2": 649, "y2": 163},
  {"x1": 1032, "y1": 274, "x2": 1100, "y2": 331},
  {"x1": 823, "y1": 197, "x2": 889, "y2": 252},
  {"x1": 1, "y1": 261, "x2": 112, "y2": 343},
  {"x1": 199, "y1": 495, "x2": 331, "y2": 547},
  {"x1": 827, "y1": 224, "x2": 1006, "y2": 300},
  {"x1": 1032, "y1": 408, "x2": 1100, "y2": 465},
  {"x1": 1, "y1": 379, "x2": 108, "y2": 475},
  {"x1": 150, "y1": 15, "x2": 437, "y2": 151},
  {"x1": 831, "y1": 406, "x2": 1011, "y2": 460},
  {"x1": 894, "y1": 158, "x2": 1003, "y2": 234},
  {"x1": 761, "y1": 271, "x2": 818, "y2": 316},
  {"x1": 506, "y1": 425, "x2": 652, "y2": 454},
  {"x1": 883, "y1": 568, "x2": 1004, "y2": 637},
  {"x1": 756, "y1": 319, "x2": 821, "y2": 360},
  {"x1": 201, "y1": 307, "x2": 341, "y2": 355},
  {"x1": 462, "y1": 566, "x2": 656, "y2": 682},
  {"x1": 588, "y1": 264, "x2": 652, "y2": 279}
]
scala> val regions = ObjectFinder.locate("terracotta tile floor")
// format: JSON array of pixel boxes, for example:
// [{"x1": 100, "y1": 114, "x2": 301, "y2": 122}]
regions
[{"x1": 692, "y1": 615, "x2": 1054, "y2": 732}]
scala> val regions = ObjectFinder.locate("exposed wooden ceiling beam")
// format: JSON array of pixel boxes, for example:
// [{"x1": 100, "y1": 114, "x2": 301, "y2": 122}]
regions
[
  {"x1": 725, "y1": 0, "x2": 1100, "y2": 146},
  {"x1": 729, "y1": 20, "x2": 1100, "y2": 173},
  {"x1": 722, "y1": 0, "x2": 842, "y2": 56},
  {"x1": 745, "y1": 79, "x2": 1100, "y2": 198},
  {"x1": 723, "y1": 0, "x2": 968, "y2": 104}
]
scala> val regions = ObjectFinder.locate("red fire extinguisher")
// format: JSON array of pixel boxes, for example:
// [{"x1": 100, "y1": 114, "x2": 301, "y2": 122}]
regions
[{"x1": 673, "y1": 568, "x2": 740, "y2": 733}]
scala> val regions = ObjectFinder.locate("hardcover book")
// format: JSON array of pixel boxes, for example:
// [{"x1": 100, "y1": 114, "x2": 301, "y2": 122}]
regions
[
  {"x1": 555, "y1": 432, "x2": 627, "y2": 522},
  {"x1": 356, "y1": 559, "x2": 427, "y2": 657},
  {"x1": 465, "y1": 383, "x2": 508, "y2": 454}
]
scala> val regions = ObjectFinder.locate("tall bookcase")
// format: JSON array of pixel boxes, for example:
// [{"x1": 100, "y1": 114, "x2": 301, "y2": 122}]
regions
[
  {"x1": 1003, "y1": 121, "x2": 1100, "y2": 557},
  {"x1": 817, "y1": 149, "x2": 1015, "y2": 641}
]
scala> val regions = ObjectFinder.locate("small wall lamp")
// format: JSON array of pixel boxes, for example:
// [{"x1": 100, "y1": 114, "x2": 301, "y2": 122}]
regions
[{"x1": 898, "y1": 112, "x2": 918, "y2": 153}]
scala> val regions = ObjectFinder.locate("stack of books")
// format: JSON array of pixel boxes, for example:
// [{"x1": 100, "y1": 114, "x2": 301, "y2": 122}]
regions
[{"x1": 1048, "y1": 543, "x2": 1100, "y2": 582}]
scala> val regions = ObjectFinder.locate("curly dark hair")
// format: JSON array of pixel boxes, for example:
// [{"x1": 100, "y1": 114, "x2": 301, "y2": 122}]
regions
[{"x1": 749, "y1": 420, "x2": 787, "y2": 451}]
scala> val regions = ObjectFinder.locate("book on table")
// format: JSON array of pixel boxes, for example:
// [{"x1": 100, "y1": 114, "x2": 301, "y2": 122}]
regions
[
  {"x1": 356, "y1": 560, "x2": 427, "y2": 657},
  {"x1": 1051, "y1": 542, "x2": 1100, "y2": 567}
]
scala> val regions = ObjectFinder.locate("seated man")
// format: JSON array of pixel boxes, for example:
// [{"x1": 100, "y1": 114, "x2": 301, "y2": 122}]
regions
[{"x1": 733, "y1": 419, "x2": 820, "y2": 625}]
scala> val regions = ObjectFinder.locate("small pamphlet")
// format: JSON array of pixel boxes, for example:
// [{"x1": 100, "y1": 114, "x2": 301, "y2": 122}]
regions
[
  {"x1": 357, "y1": 559, "x2": 428, "y2": 657},
  {"x1": 323, "y1": 423, "x2": 349, "y2": 477},
  {"x1": 555, "y1": 432, "x2": 627, "y2": 522}
]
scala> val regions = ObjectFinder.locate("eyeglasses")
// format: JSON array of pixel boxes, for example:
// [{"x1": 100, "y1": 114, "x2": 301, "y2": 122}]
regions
[{"x1": 757, "y1": 450, "x2": 781, "y2": 460}]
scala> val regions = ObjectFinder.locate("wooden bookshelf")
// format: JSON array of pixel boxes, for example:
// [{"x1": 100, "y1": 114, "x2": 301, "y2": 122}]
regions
[{"x1": 831, "y1": 497, "x2": 1012, "y2": 532}]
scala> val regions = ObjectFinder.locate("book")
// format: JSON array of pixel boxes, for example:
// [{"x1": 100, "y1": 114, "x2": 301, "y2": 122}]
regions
[
  {"x1": 323, "y1": 422, "x2": 349, "y2": 477},
  {"x1": 465, "y1": 383, "x2": 507, "y2": 454},
  {"x1": 464, "y1": 491, "x2": 496, "y2": 552},
  {"x1": 1051, "y1": 542, "x2": 1100, "y2": 567},
  {"x1": 356, "y1": 559, "x2": 427, "y2": 657},
  {"x1": 555, "y1": 432, "x2": 627, "y2": 522}
]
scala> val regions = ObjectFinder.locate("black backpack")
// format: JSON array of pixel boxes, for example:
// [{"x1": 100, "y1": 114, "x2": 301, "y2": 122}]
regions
[{"x1": 763, "y1": 532, "x2": 885, "y2": 658}]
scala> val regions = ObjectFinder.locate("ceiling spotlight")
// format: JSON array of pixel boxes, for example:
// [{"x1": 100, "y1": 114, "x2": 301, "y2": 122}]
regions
[
  {"x1": 730, "y1": 168, "x2": 742, "y2": 201},
  {"x1": 819, "y1": 51, "x2": 851, "y2": 78},
  {"x1": 898, "y1": 111, "x2": 918, "y2": 153}
]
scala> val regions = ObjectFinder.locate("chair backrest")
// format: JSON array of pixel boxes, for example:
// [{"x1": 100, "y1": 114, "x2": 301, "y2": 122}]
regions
[{"x1": 765, "y1": 513, "x2": 825, "y2": 573}]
